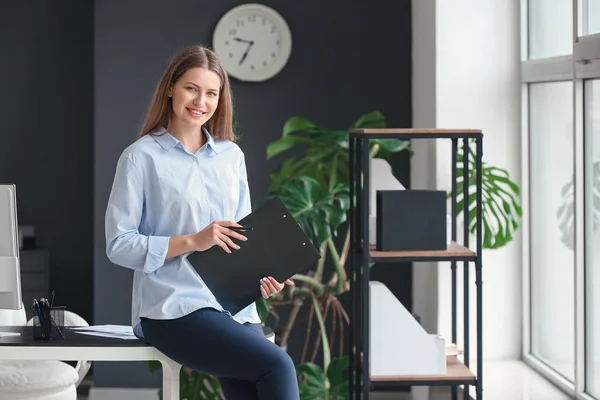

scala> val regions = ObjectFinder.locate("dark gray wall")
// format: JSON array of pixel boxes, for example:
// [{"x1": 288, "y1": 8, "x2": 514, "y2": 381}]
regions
[
  {"x1": 94, "y1": 0, "x2": 412, "y2": 387},
  {"x1": 0, "y1": 3, "x2": 94, "y2": 323}
]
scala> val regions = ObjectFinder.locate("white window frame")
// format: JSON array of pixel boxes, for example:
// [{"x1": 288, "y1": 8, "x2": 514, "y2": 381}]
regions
[{"x1": 521, "y1": 1, "x2": 600, "y2": 399}]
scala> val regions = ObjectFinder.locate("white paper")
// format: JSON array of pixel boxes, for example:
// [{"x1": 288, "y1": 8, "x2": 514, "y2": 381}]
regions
[
  {"x1": 68, "y1": 324, "x2": 138, "y2": 340},
  {"x1": 70, "y1": 324, "x2": 133, "y2": 334},
  {"x1": 0, "y1": 332, "x2": 21, "y2": 338},
  {"x1": 74, "y1": 331, "x2": 138, "y2": 340}
]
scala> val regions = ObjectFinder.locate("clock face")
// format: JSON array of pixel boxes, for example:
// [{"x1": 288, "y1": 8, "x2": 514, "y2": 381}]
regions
[
  {"x1": 223, "y1": 16, "x2": 281, "y2": 74},
  {"x1": 213, "y1": 5, "x2": 292, "y2": 82}
]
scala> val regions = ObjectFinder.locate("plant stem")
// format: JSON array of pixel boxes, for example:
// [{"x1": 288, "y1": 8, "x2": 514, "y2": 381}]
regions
[
  {"x1": 291, "y1": 274, "x2": 326, "y2": 295},
  {"x1": 292, "y1": 287, "x2": 314, "y2": 298},
  {"x1": 279, "y1": 298, "x2": 303, "y2": 352},
  {"x1": 314, "y1": 241, "x2": 327, "y2": 281},
  {"x1": 301, "y1": 302, "x2": 315, "y2": 364},
  {"x1": 311, "y1": 293, "x2": 331, "y2": 381},
  {"x1": 326, "y1": 238, "x2": 345, "y2": 294},
  {"x1": 328, "y1": 228, "x2": 350, "y2": 291},
  {"x1": 370, "y1": 143, "x2": 380, "y2": 157},
  {"x1": 329, "y1": 155, "x2": 338, "y2": 192},
  {"x1": 339, "y1": 228, "x2": 350, "y2": 268}
]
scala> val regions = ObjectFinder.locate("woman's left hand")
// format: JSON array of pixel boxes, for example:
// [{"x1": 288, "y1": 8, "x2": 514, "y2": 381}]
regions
[{"x1": 260, "y1": 276, "x2": 294, "y2": 299}]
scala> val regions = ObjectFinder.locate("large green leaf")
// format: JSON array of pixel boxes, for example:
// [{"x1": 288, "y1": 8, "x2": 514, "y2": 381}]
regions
[
  {"x1": 269, "y1": 156, "x2": 310, "y2": 192},
  {"x1": 456, "y1": 141, "x2": 522, "y2": 249},
  {"x1": 326, "y1": 356, "x2": 350, "y2": 399},
  {"x1": 268, "y1": 130, "x2": 349, "y2": 194},
  {"x1": 275, "y1": 176, "x2": 349, "y2": 246},
  {"x1": 354, "y1": 110, "x2": 386, "y2": 128},
  {"x1": 297, "y1": 356, "x2": 349, "y2": 400},
  {"x1": 297, "y1": 362, "x2": 328, "y2": 400},
  {"x1": 267, "y1": 136, "x2": 311, "y2": 160},
  {"x1": 282, "y1": 116, "x2": 319, "y2": 137},
  {"x1": 353, "y1": 110, "x2": 411, "y2": 157},
  {"x1": 372, "y1": 138, "x2": 411, "y2": 153},
  {"x1": 148, "y1": 362, "x2": 224, "y2": 400},
  {"x1": 255, "y1": 297, "x2": 271, "y2": 322}
]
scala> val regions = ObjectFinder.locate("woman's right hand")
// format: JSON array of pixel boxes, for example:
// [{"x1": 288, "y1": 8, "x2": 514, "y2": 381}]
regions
[{"x1": 191, "y1": 221, "x2": 248, "y2": 254}]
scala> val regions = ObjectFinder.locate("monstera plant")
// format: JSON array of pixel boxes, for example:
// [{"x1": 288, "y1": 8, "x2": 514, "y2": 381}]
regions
[
  {"x1": 262, "y1": 110, "x2": 522, "y2": 396},
  {"x1": 262, "y1": 111, "x2": 410, "y2": 367},
  {"x1": 456, "y1": 140, "x2": 522, "y2": 249}
]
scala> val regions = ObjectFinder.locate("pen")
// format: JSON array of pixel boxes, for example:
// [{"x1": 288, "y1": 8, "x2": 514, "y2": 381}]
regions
[{"x1": 32, "y1": 299, "x2": 44, "y2": 325}]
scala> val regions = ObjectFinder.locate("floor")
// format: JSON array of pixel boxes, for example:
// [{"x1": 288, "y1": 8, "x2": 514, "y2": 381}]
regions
[
  {"x1": 75, "y1": 361, "x2": 573, "y2": 400},
  {"x1": 466, "y1": 360, "x2": 572, "y2": 400}
]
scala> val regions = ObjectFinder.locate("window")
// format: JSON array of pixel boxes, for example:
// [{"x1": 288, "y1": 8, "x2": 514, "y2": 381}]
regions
[
  {"x1": 585, "y1": 79, "x2": 600, "y2": 398},
  {"x1": 529, "y1": 82, "x2": 575, "y2": 382},
  {"x1": 523, "y1": 1, "x2": 600, "y2": 398},
  {"x1": 579, "y1": 0, "x2": 600, "y2": 36},
  {"x1": 528, "y1": 0, "x2": 572, "y2": 59}
]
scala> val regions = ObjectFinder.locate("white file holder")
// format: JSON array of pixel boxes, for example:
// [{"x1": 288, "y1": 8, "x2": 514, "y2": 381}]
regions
[{"x1": 370, "y1": 281, "x2": 446, "y2": 377}]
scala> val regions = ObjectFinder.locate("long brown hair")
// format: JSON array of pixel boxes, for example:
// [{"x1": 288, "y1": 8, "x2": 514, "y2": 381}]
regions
[{"x1": 139, "y1": 45, "x2": 235, "y2": 141}]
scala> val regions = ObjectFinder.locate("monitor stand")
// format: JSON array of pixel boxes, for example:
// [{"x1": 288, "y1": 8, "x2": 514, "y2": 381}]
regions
[
  {"x1": 0, "y1": 257, "x2": 25, "y2": 337},
  {"x1": 0, "y1": 308, "x2": 24, "y2": 337},
  {"x1": 0, "y1": 306, "x2": 24, "y2": 337}
]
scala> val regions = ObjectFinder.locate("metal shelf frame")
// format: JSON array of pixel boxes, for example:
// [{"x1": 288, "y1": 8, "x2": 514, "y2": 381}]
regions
[{"x1": 348, "y1": 129, "x2": 484, "y2": 400}]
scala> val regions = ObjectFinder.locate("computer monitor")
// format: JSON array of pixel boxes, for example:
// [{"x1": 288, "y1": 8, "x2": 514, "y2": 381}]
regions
[{"x1": 0, "y1": 184, "x2": 22, "y2": 311}]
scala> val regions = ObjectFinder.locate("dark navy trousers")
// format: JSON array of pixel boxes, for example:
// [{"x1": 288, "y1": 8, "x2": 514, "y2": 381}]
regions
[{"x1": 140, "y1": 307, "x2": 299, "y2": 400}]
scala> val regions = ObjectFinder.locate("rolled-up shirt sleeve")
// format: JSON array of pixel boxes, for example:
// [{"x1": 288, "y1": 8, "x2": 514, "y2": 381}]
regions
[{"x1": 105, "y1": 153, "x2": 169, "y2": 274}]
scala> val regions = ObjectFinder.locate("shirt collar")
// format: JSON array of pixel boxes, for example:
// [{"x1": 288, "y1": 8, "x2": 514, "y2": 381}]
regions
[
  {"x1": 151, "y1": 126, "x2": 220, "y2": 155},
  {"x1": 202, "y1": 126, "x2": 220, "y2": 155}
]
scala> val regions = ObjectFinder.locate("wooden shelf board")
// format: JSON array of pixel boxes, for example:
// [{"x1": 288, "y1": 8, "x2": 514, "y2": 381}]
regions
[
  {"x1": 370, "y1": 356, "x2": 475, "y2": 382},
  {"x1": 350, "y1": 128, "x2": 482, "y2": 135},
  {"x1": 370, "y1": 241, "x2": 476, "y2": 259}
]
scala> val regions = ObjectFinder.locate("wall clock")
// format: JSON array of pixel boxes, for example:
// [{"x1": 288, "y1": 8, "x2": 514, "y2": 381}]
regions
[{"x1": 213, "y1": 4, "x2": 292, "y2": 82}]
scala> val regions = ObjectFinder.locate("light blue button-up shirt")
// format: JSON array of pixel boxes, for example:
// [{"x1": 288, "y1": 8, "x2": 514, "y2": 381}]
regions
[{"x1": 105, "y1": 126, "x2": 261, "y2": 338}]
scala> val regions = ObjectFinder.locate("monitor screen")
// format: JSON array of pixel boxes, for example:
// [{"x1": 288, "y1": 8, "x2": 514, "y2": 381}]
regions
[{"x1": 0, "y1": 184, "x2": 22, "y2": 310}]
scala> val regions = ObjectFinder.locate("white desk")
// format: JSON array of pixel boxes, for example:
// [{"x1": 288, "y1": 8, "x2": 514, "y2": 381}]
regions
[{"x1": 0, "y1": 326, "x2": 182, "y2": 400}]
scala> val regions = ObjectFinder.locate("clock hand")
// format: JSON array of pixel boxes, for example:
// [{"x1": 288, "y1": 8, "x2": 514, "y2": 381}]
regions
[
  {"x1": 239, "y1": 41, "x2": 255, "y2": 66},
  {"x1": 233, "y1": 37, "x2": 252, "y2": 44}
]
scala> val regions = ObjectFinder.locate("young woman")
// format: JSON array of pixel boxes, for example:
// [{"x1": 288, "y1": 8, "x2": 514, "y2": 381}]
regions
[{"x1": 105, "y1": 45, "x2": 299, "y2": 399}]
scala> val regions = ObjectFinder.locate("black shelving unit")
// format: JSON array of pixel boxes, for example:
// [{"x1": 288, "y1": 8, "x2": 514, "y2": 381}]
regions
[{"x1": 348, "y1": 128, "x2": 484, "y2": 400}]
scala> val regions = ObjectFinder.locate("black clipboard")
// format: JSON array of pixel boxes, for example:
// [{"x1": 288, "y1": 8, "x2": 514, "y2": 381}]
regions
[{"x1": 186, "y1": 196, "x2": 321, "y2": 315}]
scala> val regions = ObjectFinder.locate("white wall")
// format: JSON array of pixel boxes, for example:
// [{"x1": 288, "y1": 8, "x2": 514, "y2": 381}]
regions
[
  {"x1": 412, "y1": 0, "x2": 522, "y2": 361},
  {"x1": 411, "y1": 0, "x2": 439, "y2": 336}
]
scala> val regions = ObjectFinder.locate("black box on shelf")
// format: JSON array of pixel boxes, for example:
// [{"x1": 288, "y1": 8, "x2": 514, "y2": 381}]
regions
[{"x1": 376, "y1": 190, "x2": 447, "y2": 251}]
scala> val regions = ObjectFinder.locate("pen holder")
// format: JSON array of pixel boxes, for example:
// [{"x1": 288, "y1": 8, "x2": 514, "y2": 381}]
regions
[{"x1": 32, "y1": 306, "x2": 66, "y2": 341}]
